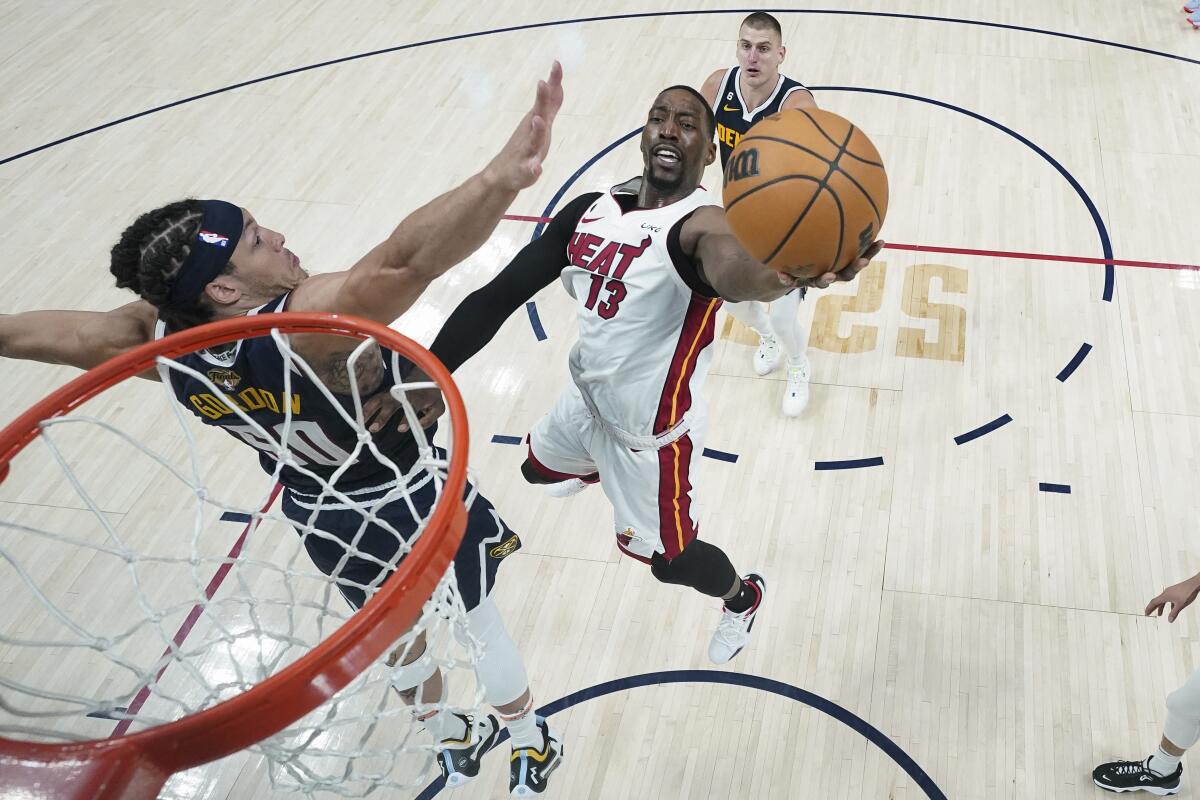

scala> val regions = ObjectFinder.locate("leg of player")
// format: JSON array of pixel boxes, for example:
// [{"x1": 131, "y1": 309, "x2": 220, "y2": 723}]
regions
[
  {"x1": 649, "y1": 540, "x2": 766, "y2": 665},
  {"x1": 725, "y1": 300, "x2": 781, "y2": 376},
  {"x1": 769, "y1": 290, "x2": 811, "y2": 417},
  {"x1": 462, "y1": 598, "x2": 564, "y2": 796},
  {"x1": 1093, "y1": 666, "x2": 1199, "y2": 795},
  {"x1": 521, "y1": 394, "x2": 602, "y2": 500},
  {"x1": 519, "y1": 458, "x2": 598, "y2": 498},
  {"x1": 387, "y1": 634, "x2": 481, "y2": 771}
]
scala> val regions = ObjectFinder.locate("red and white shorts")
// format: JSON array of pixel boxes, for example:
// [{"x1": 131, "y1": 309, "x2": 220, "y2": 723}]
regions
[{"x1": 527, "y1": 384, "x2": 702, "y2": 562}]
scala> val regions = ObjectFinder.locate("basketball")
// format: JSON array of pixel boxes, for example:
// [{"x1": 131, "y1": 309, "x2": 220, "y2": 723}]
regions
[{"x1": 721, "y1": 108, "x2": 889, "y2": 273}]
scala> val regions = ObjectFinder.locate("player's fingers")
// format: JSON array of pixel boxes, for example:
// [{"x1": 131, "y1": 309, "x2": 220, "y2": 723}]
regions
[{"x1": 861, "y1": 239, "x2": 885, "y2": 260}]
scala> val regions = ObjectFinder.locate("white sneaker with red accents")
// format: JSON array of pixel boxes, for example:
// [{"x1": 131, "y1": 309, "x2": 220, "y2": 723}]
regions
[{"x1": 708, "y1": 574, "x2": 765, "y2": 664}]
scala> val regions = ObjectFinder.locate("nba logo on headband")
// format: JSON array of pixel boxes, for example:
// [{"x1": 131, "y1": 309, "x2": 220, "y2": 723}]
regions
[
  {"x1": 168, "y1": 200, "x2": 243, "y2": 309},
  {"x1": 197, "y1": 230, "x2": 229, "y2": 247}
]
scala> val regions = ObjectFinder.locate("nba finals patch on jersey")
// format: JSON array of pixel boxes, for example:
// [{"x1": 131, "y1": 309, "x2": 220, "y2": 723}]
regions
[
  {"x1": 489, "y1": 534, "x2": 522, "y2": 559},
  {"x1": 207, "y1": 368, "x2": 242, "y2": 392}
]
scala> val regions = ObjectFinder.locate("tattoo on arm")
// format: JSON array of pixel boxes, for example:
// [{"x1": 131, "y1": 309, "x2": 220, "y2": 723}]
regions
[{"x1": 316, "y1": 344, "x2": 386, "y2": 396}]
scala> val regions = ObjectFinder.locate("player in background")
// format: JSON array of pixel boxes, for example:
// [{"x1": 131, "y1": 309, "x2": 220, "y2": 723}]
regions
[{"x1": 700, "y1": 11, "x2": 819, "y2": 416}]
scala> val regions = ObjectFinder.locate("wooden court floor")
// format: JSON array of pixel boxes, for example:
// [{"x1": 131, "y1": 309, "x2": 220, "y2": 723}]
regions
[{"x1": 2, "y1": 1, "x2": 1200, "y2": 797}]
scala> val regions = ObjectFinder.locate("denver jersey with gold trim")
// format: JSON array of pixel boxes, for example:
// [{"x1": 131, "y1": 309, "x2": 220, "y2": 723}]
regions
[
  {"x1": 156, "y1": 295, "x2": 421, "y2": 494},
  {"x1": 713, "y1": 66, "x2": 810, "y2": 169}
]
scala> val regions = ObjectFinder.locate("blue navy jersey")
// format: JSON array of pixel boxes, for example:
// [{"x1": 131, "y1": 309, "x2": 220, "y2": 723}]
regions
[
  {"x1": 713, "y1": 66, "x2": 810, "y2": 169},
  {"x1": 158, "y1": 295, "x2": 425, "y2": 494}
]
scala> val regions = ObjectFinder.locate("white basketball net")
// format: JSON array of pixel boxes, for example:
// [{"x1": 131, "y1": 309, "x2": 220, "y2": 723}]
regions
[{"x1": 0, "y1": 328, "x2": 487, "y2": 797}]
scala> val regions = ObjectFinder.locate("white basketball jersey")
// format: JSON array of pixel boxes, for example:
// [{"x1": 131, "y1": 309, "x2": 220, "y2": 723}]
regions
[{"x1": 561, "y1": 179, "x2": 722, "y2": 443}]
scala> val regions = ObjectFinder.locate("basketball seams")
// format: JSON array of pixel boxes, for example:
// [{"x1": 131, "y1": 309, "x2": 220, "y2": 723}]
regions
[
  {"x1": 763, "y1": 124, "x2": 855, "y2": 266},
  {"x1": 725, "y1": 174, "x2": 823, "y2": 215},
  {"x1": 736, "y1": 135, "x2": 837, "y2": 169},
  {"x1": 838, "y1": 149, "x2": 885, "y2": 168},
  {"x1": 825, "y1": 182, "x2": 846, "y2": 270},
  {"x1": 737, "y1": 130, "x2": 885, "y2": 224},
  {"x1": 829, "y1": 134, "x2": 885, "y2": 224},
  {"x1": 758, "y1": 113, "x2": 885, "y2": 168},
  {"x1": 740, "y1": 133, "x2": 885, "y2": 204},
  {"x1": 799, "y1": 109, "x2": 842, "y2": 149}
]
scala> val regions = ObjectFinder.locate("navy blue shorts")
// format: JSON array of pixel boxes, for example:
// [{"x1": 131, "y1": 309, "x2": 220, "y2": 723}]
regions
[{"x1": 280, "y1": 471, "x2": 521, "y2": 611}]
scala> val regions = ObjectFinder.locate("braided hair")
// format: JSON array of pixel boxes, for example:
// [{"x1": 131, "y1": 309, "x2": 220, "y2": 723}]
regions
[{"x1": 109, "y1": 199, "x2": 234, "y2": 330}]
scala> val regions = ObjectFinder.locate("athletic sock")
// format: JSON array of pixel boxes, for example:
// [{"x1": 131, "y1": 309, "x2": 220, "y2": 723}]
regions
[
  {"x1": 723, "y1": 577, "x2": 761, "y2": 614},
  {"x1": 1149, "y1": 746, "x2": 1182, "y2": 776},
  {"x1": 419, "y1": 708, "x2": 468, "y2": 743},
  {"x1": 500, "y1": 696, "x2": 541, "y2": 749}
]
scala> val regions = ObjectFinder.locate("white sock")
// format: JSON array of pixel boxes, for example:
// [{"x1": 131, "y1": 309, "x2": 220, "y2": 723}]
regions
[
  {"x1": 786, "y1": 354, "x2": 809, "y2": 370},
  {"x1": 1149, "y1": 746, "x2": 1182, "y2": 776},
  {"x1": 500, "y1": 696, "x2": 542, "y2": 749},
  {"x1": 420, "y1": 708, "x2": 468, "y2": 744}
]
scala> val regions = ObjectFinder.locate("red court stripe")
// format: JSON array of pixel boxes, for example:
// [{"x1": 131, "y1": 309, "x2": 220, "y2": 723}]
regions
[
  {"x1": 883, "y1": 242, "x2": 1200, "y2": 272},
  {"x1": 110, "y1": 482, "x2": 284, "y2": 737},
  {"x1": 498, "y1": 215, "x2": 1200, "y2": 272}
]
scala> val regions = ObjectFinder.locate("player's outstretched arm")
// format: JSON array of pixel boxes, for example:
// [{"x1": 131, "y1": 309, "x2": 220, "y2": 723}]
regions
[
  {"x1": 682, "y1": 206, "x2": 882, "y2": 302},
  {"x1": 0, "y1": 301, "x2": 158, "y2": 375},
  {"x1": 361, "y1": 192, "x2": 596, "y2": 434},
  {"x1": 290, "y1": 61, "x2": 565, "y2": 324},
  {"x1": 429, "y1": 192, "x2": 597, "y2": 373}
]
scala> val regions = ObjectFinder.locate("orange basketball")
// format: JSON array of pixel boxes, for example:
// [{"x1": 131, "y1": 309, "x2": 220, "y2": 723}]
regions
[{"x1": 721, "y1": 109, "x2": 888, "y2": 274}]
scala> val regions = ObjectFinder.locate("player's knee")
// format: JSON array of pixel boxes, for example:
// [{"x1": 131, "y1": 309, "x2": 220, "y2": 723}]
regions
[
  {"x1": 1167, "y1": 672, "x2": 1200, "y2": 721},
  {"x1": 520, "y1": 459, "x2": 555, "y2": 485},
  {"x1": 463, "y1": 597, "x2": 529, "y2": 707},
  {"x1": 386, "y1": 640, "x2": 437, "y2": 695},
  {"x1": 650, "y1": 540, "x2": 737, "y2": 597},
  {"x1": 650, "y1": 552, "x2": 683, "y2": 585}
]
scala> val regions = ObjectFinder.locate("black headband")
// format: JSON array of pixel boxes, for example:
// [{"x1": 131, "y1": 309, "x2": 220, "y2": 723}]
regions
[{"x1": 167, "y1": 199, "x2": 244, "y2": 308}]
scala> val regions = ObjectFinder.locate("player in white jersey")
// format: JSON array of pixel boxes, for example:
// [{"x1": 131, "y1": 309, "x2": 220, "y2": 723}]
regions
[
  {"x1": 701, "y1": 12, "x2": 818, "y2": 417},
  {"x1": 424, "y1": 85, "x2": 881, "y2": 664}
]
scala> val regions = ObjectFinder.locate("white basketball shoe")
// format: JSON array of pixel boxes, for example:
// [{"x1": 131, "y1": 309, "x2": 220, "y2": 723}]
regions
[
  {"x1": 753, "y1": 334, "x2": 782, "y2": 376},
  {"x1": 782, "y1": 357, "x2": 811, "y2": 417},
  {"x1": 708, "y1": 574, "x2": 766, "y2": 664},
  {"x1": 542, "y1": 478, "x2": 592, "y2": 498}
]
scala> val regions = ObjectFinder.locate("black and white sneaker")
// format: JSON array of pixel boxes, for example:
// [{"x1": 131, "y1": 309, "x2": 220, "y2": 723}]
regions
[
  {"x1": 509, "y1": 717, "x2": 563, "y2": 796},
  {"x1": 1093, "y1": 757, "x2": 1182, "y2": 795},
  {"x1": 437, "y1": 713, "x2": 500, "y2": 788}
]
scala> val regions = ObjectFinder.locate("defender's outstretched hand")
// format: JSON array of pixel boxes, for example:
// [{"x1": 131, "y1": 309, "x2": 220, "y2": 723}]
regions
[
  {"x1": 486, "y1": 61, "x2": 564, "y2": 191},
  {"x1": 1146, "y1": 572, "x2": 1200, "y2": 623}
]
